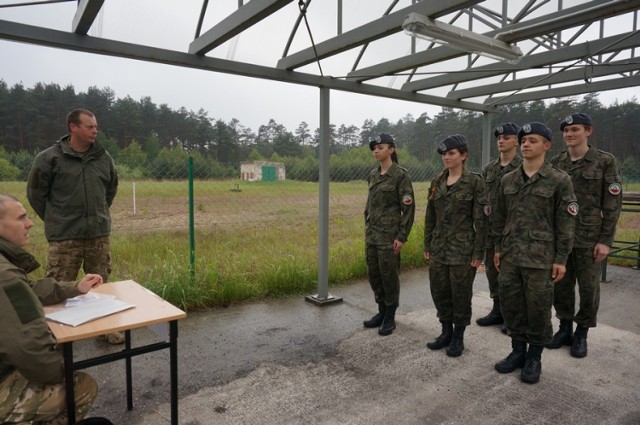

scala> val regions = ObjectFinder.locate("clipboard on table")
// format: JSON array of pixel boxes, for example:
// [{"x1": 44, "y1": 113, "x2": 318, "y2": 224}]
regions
[{"x1": 45, "y1": 297, "x2": 135, "y2": 327}]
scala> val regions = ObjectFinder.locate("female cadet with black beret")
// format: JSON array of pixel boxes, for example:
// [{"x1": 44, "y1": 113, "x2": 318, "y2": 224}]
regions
[
  {"x1": 363, "y1": 133, "x2": 415, "y2": 336},
  {"x1": 424, "y1": 135, "x2": 489, "y2": 357}
]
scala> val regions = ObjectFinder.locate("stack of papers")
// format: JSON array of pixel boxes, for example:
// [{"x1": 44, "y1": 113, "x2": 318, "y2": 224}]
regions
[{"x1": 46, "y1": 294, "x2": 135, "y2": 327}]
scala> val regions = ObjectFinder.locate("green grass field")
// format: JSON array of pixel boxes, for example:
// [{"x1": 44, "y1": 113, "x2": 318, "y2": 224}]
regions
[{"x1": 1, "y1": 180, "x2": 638, "y2": 310}]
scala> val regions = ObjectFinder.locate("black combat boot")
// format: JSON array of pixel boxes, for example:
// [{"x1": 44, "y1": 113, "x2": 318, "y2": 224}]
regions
[
  {"x1": 446, "y1": 325, "x2": 466, "y2": 357},
  {"x1": 476, "y1": 299, "x2": 504, "y2": 326},
  {"x1": 521, "y1": 344, "x2": 543, "y2": 384},
  {"x1": 378, "y1": 305, "x2": 397, "y2": 336},
  {"x1": 571, "y1": 325, "x2": 589, "y2": 358},
  {"x1": 363, "y1": 303, "x2": 386, "y2": 328},
  {"x1": 495, "y1": 339, "x2": 527, "y2": 373},
  {"x1": 426, "y1": 321, "x2": 453, "y2": 350},
  {"x1": 546, "y1": 319, "x2": 573, "y2": 349}
]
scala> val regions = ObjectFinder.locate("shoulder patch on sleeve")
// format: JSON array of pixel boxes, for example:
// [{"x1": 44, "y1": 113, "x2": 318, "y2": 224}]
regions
[
  {"x1": 567, "y1": 202, "x2": 579, "y2": 216},
  {"x1": 483, "y1": 205, "x2": 492, "y2": 216},
  {"x1": 402, "y1": 194, "x2": 414, "y2": 205},
  {"x1": 608, "y1": 182, "x2": 621, "y2": 195},
  {"x1": 4, "y1": 282, "x2": 41, "y2": 324}
]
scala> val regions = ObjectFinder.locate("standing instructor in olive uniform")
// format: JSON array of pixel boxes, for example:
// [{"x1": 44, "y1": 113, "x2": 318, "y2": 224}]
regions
[
  {"x1": 548, "y1": 113, "x2": 622, "y2": 358},
  {"x1": 363, "y1": 133, "x2": 415, "y2": 336}
]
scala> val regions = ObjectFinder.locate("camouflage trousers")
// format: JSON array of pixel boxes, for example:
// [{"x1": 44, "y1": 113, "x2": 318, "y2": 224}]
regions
[
  {"x1": 45, "y1": 236, "x2": 112, "y2": 282},
  {"x1": 428, "y1": 260, "x2": 476, "y2": 326},
  {"x1": 0, "y1": 370, "x2": 97, "y2": 424},
  {"x1": 484, "y1": 246, "x2": 500, "y2": 300},
  {"x1": 553, "y1": 247, "x2": 601, "y2": 328},
  {"x1": 498, "y1": 260, "x2": 553, "y2": 346},
  {"x1": 366, "y1": 244, "x2": 400, "y2": 307}
]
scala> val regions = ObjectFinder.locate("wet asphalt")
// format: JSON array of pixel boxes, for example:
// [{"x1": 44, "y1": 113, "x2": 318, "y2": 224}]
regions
[{"x1": 77, "y1": 264, "x2": 640, "y2": 424}]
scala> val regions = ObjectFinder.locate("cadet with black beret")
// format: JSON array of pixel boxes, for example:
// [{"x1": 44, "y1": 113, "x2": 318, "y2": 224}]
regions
[
  {"x1": 491, "y1": 122, "x2": 577, "y2": 384},
  {"x1": 424, "y1": 134, "x2": 489, "y2": 357},
  {"x1": 548, "y1": 113, "x2": 622, "y2": 358},
  {"x1": 476, "y1": 123, "x2": 522, "y2": 333},
  {"x1": 364, "y1": 134, "x2": 415, "y2": 336}
]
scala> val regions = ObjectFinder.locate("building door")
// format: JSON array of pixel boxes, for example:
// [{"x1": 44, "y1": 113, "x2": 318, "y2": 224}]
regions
[{"x1": 262, "y1": 165, "x2": 276, "y2": 181}]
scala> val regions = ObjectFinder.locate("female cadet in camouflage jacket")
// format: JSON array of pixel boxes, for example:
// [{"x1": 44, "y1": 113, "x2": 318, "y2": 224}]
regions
[
  {"x1": 424, "y1": 134, "x2": 489, "y2": 358},
  {"x1": 363, "y1": 133, "x2": 415, "y2": 337}
]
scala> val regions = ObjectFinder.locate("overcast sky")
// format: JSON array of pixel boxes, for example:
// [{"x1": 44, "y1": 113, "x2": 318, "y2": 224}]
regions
[{"x1": 1, "y1": 0, "x2": 639, "y2": 133}]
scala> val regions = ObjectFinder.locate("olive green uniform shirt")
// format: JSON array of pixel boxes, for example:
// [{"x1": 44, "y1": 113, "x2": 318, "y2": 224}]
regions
[
  {"x1": 482, "y1": 155, "x2": 522, "y2": 249},
  {"x1": 549, "y1": 146, "x2": 622, "y2": 248}
]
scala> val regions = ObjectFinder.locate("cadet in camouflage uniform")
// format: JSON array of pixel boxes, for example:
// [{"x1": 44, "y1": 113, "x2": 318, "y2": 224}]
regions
[
  {"x1": 364, "y1": 133, "x2": 415, "y2": 336},
  {"x1": 548, "y1": 113, "x2": 622, "y2": 358},
  {"x1": 0, "y1": 194, "x2": 100, "y2": 424},
  {"x1": 491, "y1": 123, "x2": 577, "y2": 384},
  {"x1": 27, "y1": 109, "x2": 123, "y2": 345},
  {"x1": 476, "y1": 123, "x2": 522, "y2": 333},
  {"x1": 424, "y1": 135, "x2": 489, "y2": 357}
]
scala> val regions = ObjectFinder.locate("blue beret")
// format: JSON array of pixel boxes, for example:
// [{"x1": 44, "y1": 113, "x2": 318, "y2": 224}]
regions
[
  {"x1": 369, "y1": 133, "x2": 395, "y2": 151},
  {"x1": 494, "y1": 122, "x2": 520, "y2": 138},
  {"x1": 518, "y1": 122, "x2": 552, "y2": 143},
  {"x1": 560, "y1": 113, "x2": 592, "y2": 131},
  {"x1": 437, "y1": 134, "x2": 468, "y2": 154}
]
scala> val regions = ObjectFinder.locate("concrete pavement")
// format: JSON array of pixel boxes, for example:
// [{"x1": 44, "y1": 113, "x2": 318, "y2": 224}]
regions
[{"x1": 81, "y1": 264, "x2": 640, "y2": 424}]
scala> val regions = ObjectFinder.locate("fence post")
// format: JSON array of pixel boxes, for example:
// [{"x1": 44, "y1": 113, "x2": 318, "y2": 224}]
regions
[{"x1": 188, "y1": 156, "x2": 195, "y2": 281}]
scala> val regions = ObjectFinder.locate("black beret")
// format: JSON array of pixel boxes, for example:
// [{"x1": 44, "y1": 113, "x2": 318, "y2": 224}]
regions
[
  {"x1": 369, "y1": 133, "x2": 395, "y2": 151},
  {"x1": 560, "y1": 113, "x2": 592, "y2": 131},
  {"x1": 494, "y1": 122, "x2": 520, "y2": 138},
  {"x1": 437, "y1": 134, "x2": 468, "y2": 154},
  {"x1": 518, "y1": 122, "x2": 552, "y2": 143}
]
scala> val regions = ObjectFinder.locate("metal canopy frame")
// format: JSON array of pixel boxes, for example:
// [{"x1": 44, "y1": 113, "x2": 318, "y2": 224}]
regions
[{"x1": 2, "y1": 0, "x2": 640, "y2": 303}]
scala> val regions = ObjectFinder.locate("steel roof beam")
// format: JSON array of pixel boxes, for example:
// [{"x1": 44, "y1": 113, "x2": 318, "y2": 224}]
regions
[
  {"x1": 347, "y1": 0, "x2": 634, "y2": 82},
  {"x1": 189, "y1": 0, "x2": 293, "y2": 55},
  {"x1": 402, "y1": 30, "x2": 640, "y2": 92},
  {"x1": 72, "y1": 0, "x2": 104, "y2": 35},
  {"x1": 448, "y1": 59, "x2": 640, "y2": 100},
  {"x1": 276, "y1": 0, "x2": 482, "y2": 71}
]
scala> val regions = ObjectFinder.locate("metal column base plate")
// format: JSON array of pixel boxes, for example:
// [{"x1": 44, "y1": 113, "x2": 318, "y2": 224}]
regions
[{"x1": 305, "y1": 294, "x2": 343, "y2": 306}]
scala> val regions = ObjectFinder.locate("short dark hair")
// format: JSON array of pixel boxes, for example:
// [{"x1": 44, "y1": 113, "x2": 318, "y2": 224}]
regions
[
  {"x1": 67, "y1": 109, "x2": 95, "y2": 132},
  {"x1": 0, "y1": 194, "x2": 19, "y2": 220}
]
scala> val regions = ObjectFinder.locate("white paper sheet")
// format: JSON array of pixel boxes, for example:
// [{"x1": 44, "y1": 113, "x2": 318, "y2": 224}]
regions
[{"x1": 46, "y1": 297, "x2": 135, "y2": 327}]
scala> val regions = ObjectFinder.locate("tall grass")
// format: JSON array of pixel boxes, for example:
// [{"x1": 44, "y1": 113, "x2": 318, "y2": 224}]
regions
[{"x1": 1, "y1": 180, "x2": 637, "y2": 311}]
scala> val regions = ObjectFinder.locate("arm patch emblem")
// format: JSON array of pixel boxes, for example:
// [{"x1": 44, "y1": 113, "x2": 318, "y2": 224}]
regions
[
  {"x1": 567, "y1": 202, "x2": 579, "y2": 216},
  {"x1": 483, "y1": 205, "x2": 492, "y2": 216},
  {"x1": 402, "y1": 194, "x2": 413, "y2": 205},
  {"x1": 608, "y1": 183, "x2": 621, "y2": 195},
  {"x1": 4, "y1": 282, "x2": 41, "y2": 324}
]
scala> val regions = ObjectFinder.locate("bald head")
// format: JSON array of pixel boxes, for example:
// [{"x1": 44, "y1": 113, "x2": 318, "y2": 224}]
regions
[
  {"x1": 0, "y1": 194, "x2": 33, "y2": 247},
  {"x1": 0, "y1": 194, "x2": 19, "y2": 220}
]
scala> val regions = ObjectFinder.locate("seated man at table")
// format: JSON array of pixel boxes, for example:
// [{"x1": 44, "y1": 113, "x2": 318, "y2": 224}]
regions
[{"x1": 0, "y1": 194, "x2": 101, "y2": 424}]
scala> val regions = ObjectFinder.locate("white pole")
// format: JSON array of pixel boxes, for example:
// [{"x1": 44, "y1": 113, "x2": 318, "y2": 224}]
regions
[{"x1": 132, "y1": 182, "x2": 137, "y2": 215}]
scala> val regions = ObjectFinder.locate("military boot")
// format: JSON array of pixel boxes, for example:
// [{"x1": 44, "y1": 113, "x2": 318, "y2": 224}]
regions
[
  {"x1": 546, "y1": 319, "x2": 573, "y2": 349},
  {"x1": 426, "y1": 321, "x2": 453, "y2": 350},
  {"x1": 571, "y1": 325, "x2": 589, "y2": 358},
  {"x1": 476, "y1": 299, "x2": 504, "y2": 326},
  {"x1": 378, "y1": 305, "x2": 397, "y2": 336},
  {"x1": 521, "y1": 344, "x2": 543, "y2": 384},
  {"x1": 446, "y1": 325, "x2": 466, "y2": 357},
  {"x1": 495, "y1": 339, "x2": 527, "y2": 373},
  {"x1": 363, "y1": 303, "x2": 386, "y2": 328}
]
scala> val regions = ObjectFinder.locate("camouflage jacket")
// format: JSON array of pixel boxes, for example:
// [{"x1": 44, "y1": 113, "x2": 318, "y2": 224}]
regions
[
  {"x1": 424, "y1": 169, "x2": 489, "y2": 265},
  {"x1": 550, "y1": 146, "x2": 622, "y2": 248},
  {"x1": 482, "y1": 155, "x2": 522, "y2": 249},
  {"x1": 491, "y1": 162, "x2": 576, "y2": 269},
  {"x1": 27, "y1": 135, "x2": 118, "y2": 242},
  {"x1": 365, "y1": 162, "x2": 416, "y2": 246},
  {"x1": 0, "y1": 237, "x2": 81, "y2": 387}
]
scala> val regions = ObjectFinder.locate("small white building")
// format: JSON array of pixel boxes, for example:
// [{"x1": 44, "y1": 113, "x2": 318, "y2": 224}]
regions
[{"x1": 240, "y1": 161, "x2": 286, "y2": 182}]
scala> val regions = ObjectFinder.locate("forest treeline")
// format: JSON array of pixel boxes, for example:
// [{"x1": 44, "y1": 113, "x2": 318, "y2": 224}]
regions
[{"x1": 1, "y1": 80, "x2": 639, "y2": 182}]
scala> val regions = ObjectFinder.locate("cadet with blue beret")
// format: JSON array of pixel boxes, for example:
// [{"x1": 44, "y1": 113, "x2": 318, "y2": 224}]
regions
[
  {"x1": 491, "y1": 122, "x2": 577, "y2": 384},
  {"x1": 476, "y1": 123, "x2": 522, "y2": 333},
  {"x1": 424, "y1": 134, "x2": 489, "y2": 357},
  {"x1": 364, "y1": 134, "x2": 415, "y2": 336},
  {"x1": 547, "y1": 113, "x2": 622, "y2": 358}
]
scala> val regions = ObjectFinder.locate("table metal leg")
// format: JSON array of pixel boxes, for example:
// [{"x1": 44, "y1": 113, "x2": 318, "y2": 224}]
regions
[
  {"x1": 126, "y1": 329, "x2": 133, "y2": 410},
  {"x1": 170, "y1": 320, "x2": 178, "y2": 425},
  {"x1": 63, "y1": 342, "x2": 76, "y2": 425}
]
